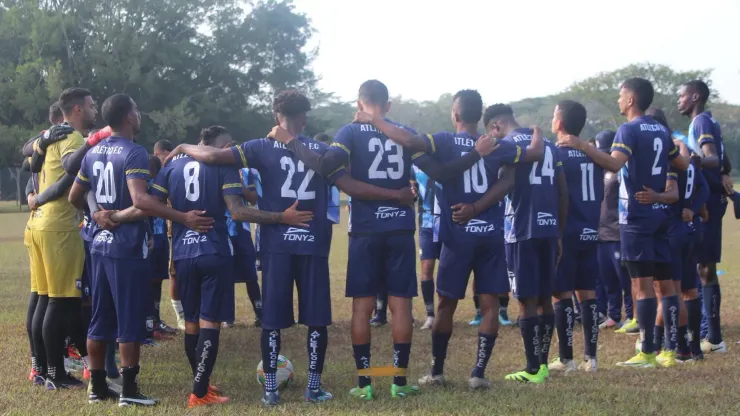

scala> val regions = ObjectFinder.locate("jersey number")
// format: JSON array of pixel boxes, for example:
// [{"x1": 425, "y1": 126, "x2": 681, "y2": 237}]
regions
[
  {"x1": 183, "y1": 161, "x2": 200, "y2": 202},
  {"x1": 580, "y1": 162, "x2": 596, "y2": 201},
  {"x1": 652, "y1": 137, "x2": 663, "y2": 175},
  {"x1": 462, "y1": 152, "x2": 488, "y2": 193},
  {"x1": 529, "y1": 146, "x2": 555, "y2": 185},
  {"x1": 93, "y1": 161, "x2": 116, "y2": 203},
  {"x1": 685, "y1": 164, "x2": 695, "y2": 198},
  {"x1": 280, "y1": 157, "x2": 316, "y2": 200},
  {"x1": 368, "y1": 137, "x2": 404, "y2": 180}
]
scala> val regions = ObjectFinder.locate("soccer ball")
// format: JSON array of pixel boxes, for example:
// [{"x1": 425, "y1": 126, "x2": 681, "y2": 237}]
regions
[{"x1": 256, "y1": 355, "x2": 294, "y2": 390}]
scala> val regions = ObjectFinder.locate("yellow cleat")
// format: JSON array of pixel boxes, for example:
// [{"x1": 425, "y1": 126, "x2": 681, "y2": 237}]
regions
[
  {"x1": 656, "y1": 350, "x2": 677, "y2": 368},
  {"x1": 616, "y1": 318, "x2": 638, "y2": 334},
  {"x1": 616, "y1": 352, "x2": 657, "y2": 369}
]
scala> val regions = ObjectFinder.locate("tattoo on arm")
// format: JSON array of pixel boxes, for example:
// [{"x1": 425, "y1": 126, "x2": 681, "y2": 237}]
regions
[{"x1": 224, "y1": 194, "x2": 282, "y2": 224}]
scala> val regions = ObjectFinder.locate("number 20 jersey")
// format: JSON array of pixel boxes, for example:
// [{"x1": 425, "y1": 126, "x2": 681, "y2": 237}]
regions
[{"x1": 332, "y1": 120, "x2": 418, "y2": 234}]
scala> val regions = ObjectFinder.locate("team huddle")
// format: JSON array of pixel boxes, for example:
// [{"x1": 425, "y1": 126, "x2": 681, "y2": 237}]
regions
[{"x1": 20, "y1": 77, "x2": 733, "y2": 408}]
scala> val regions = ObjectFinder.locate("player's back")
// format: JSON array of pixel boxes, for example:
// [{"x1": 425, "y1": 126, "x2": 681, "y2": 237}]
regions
[
  {"x1": 666, "y1": 158, "x2": 702, "y2": 235},
  {"x1": 333, "y1": 120, "x2": 416, "y2": 234},
  {"x1": 503, "y1": 128, "x2": 561, "y2": 243},
  {"x1": 557, "y1": 145, "x2": 604, "y2": 241},
  {"x1": 160, "y1": 154, "x2": 235, "y2": 260},
  {"x1": 689, "y1": 111, "x2": 724, "y2": 193}
]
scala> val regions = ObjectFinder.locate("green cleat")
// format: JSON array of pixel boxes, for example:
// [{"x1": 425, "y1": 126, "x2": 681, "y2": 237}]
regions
[
  {"x1": 391, "y1": 384, "x2": 420, "y2": 398},
  {"x1": 538, "y1": 364, "x2": 550, "y2": 379},
  {"x1": 616, "y1": 351, "x2": 657, "y2": 368},
  {"x1": 504, "y1": 370, "x2": 544, "y2": 384},
  {"x1": 349, "y1": 385, "x2": 374, "y2": 401}
]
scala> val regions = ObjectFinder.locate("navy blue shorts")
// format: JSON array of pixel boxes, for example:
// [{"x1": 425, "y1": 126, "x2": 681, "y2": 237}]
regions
[
  {"x1": 77, "y1": 241, "x2": 92, "y2": 303},
  {"x1": 174, "y1": 255, "x2": 235, "y2": 324},
  {"x1": 418, "y1": 227, "x2": 441, "y2": 261},
  {"x1": 88, "y1": 256, "x2": 150, "y2": 343},
  {"x1": 436, "y1": 240, "x2": 508, "y2": 299},
  {"x1": 554, "y1": 236, "x2": 598, "y2": 293},
  {"x1": 620, "y1": 229, "x2": 670, "y2": 264},
  {"x1": 699, "y1": 199, "x2": 724, "y2": 264},
  {"x1": 150, "y1": 244, "x2": 170, "y2": 281},
  {"x1": 669, "y1": 232, "x2": 699, "y2": 291},
  {"x1": 505, "y1": 238, "x2": 557, "y2": 299},
  {"x1": 346, "y1": 233, "x2": 417, "y2": 298},
  {"x1": 231, "y1": 235, "x2": 258, "y2": 283},
  {"x1": 261, "y1": 253, "x2": 331, "y2": 330}
]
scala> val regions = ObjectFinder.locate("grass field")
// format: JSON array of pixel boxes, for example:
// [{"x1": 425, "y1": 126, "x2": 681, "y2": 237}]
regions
[{"x1": 1, "y1": 202, "x2": 740, "y2": 415}]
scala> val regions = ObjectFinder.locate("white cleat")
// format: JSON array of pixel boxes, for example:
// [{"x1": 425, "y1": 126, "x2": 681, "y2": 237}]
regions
[
  {"x1": 420, "y1": 317, "x2": 434, "y2": 330},
  {"x1": 548, "y1": 358, "x2": 577, "y2": 374},
  {"x1": 468, "y1": 377, "x2": 491, "y2": 390},
  {"x1": 418, "y1": 373, "x2": 445, "y2": 386},
  {"x1": 578, "y1": 358, "x2": 597, "y2": 372},
  {"x1": 701, "y1": 339, "x2": 727, "y2": 354}
]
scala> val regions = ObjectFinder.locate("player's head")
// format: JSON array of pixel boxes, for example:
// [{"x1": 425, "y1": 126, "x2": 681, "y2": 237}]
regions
[
  {"x1": 587, "y1": 138, "x2": 596, "y2": 147},
  {"x1": 595, "y1": 130, "x2": 616, "y2": 153},
  {"x1": 677, "y1": 80, "x2": 710, "y2": 116},
  {"x1": 101, "y1": 93, "x2": 141, "y2": 138},
  {"x1": 273, "y1": 90, "x2": 311, "y2": 133},
  {"x1": 451, "y1": 89, "x2": 483, "y2": 126},
  {"x1": 618, "y1": 77, "x2": 653, "y2": 116},
  {"x1": 552, "y1": 100, "x2": 587, "y2": 137},
  {"x1": 48, "y1": 101, "x2": 63, "y2": 125},
  {"x1": 358, "y1": 80, "x2": 391, "y2": 116},
  {"x1": 200, "y1": 125, "x2": 233, "y2": 149},
  {"x1": 148, "y1": 155, "x2": 162, "y2": 177},
  {"x1": 153, "y1": 140, "x2": 173, "y2": 163},
  {"x1": 59, "y1": 87, "x2": 97, "y2": 130},
  {"x1": 646, "y1": 107, "x2": 670, "y2": 131},
  {"x1": 483, "y1": 104, "x2": 515, "y2": 139},
  {"x1": 314, "y1": 133, "x2": 331, "y2": 143}
]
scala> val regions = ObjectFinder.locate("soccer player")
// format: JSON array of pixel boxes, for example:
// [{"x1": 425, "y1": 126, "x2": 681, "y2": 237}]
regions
[
  {"x1": 549, "y1": 100, "x2": 604, "y2": 373},
  {"x1": 677, "y1": 80, "x2": 729, "y2": 354},
  {"x1": 68, "y1": 94, "x2": 214, "y2": 406},
  {"x1": 314, "y1": 133, "x2": 332, "y2": 143},
  {"x1": 480, "y1": 104, "x2": 567, "y2": 383},
  {"x1": 411, "y1": 90, "x2": 542, "y2": 388},
  {"x1": 594, "y1": 131, "x2": 636, "y2": 334},
  {"x1": 560, "y1": 78, "x2": 689, "y2": 368},
  {"x1": 413, "y1": 164, "x2": 440, "y2": 330}
]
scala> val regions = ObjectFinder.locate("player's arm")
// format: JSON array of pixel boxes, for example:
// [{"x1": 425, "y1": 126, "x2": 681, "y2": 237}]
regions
[
  {"x1": 243, "y1": 186, "x2": 259, "y2": 205},
  {"x1": 721, "y1": 155, "x2": 733, "y2": 196},
  {"x1": 22, "y1": 134, "x2": 41, "y2": 158},
  {"x1": 361, "y1": 114, "x2": 427, "y2": 152},
  {"x1": 68, "y1": 180, "x2": 88, "y2": 210},
  {"x1": 685, "y1": 168, "x2": 710, "y2": 222},
  {"x1": 333, "y1": 173, "x2": 414, "y2": 204},
  {"x1": 223, "y1": 195, "x2": 313, "y2": 226},
  {"x1": 165, "y1": 144, "x2": 237, "y2": 167},
  {"x1": 451, "y1": 165, "x2": 515, "y2": 224},
  {"x1": 129, "y1": 178, "x2": 214, "y2": 232},
  {"x1": 281, "y1": 138, "x2": 348, "y2": 177},
  {"x1": 33, "y1": 173, "x2": 76, "y2": 207},
  {"x1": 559, "y1": 132, "x2": 628, "y2": 172},
  {"x1": 30, "y1": 150, "x2": 45, "y2": 173},
  {"x1": 556, "y1": 168, "x2": 568, "y2": 236},
  {"x1": 62, "y1": 127, "x2": 113, "y2": 175},
  {"x1": 29, "y1": 125, "x2": 77, "y2": 172},
  {"x1": 634, "y1": 174, "x2": 679, "y2": 205}
]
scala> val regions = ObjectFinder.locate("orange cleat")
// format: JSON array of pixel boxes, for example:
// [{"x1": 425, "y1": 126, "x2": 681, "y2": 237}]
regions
[
  {"x1": 188, "y1": 391, "x2": 230, "y2": 408},
  {"x1": 67, "y1": 346, "x2": 81, "y2": 360},
  {"x1": 29, "y1": 368, "x2": 39, "y2": 381}
]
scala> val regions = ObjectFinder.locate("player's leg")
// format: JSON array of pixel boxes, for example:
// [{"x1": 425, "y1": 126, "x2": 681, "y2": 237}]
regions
[
  {"x1": 151, "y1": 244, "x2": 176, "y2": 336},
  {"x1": 682, "y1": 232, "x2": 703, "y2": 360},
  {"x1": 469, "y1": 292, "x2": 482, "y2": 327},
  {"x1": 370, "y1": 290, "x2": 389, "y2": 327},
  {"x1": 574, "y1": 245, "x2": 600, "y2": 372},
  {"x1": 550, "y1": 236, "x2": 576, "y2": 373},
  {"x1": 614, "y1": 244, "x2": 637, "y2": 334},
  {"x1": 536, "y1": 239, "x2": 557, "y2": 377},
  {"x1": 418, "y1": 227, "x2": 439, "y2": 330},
  {"x1": 28, "y1": 229, "x2": 49, "y2": 381},
  {"x1": 597, "y1": 241, "x2": 622, "y2": 328},
  {"x1": 699, "y1": 203, "x2": 724, "y2": 352},
  {"x1": 243, "y1": 237, "x2": 262, "y2": 326},
  {"x1": 385, "y1": 233, "x2": 419, "y2": 398},
  {"x1": 87, "y1": 253, "x2": 119, "y2": 403},
  {"x1": 498, "y1": 293, "x2": 512, "y2": 326},
  {"x1": 654, "y1": 229, "x2": 680, "y2": 367},
  {"x1": 24, "y1": 228, "x2": 42, "y2": 382},
  {"x1": 168, "y1": 239, "x2": 185, "y2": 330},
  {"x1": 295, "y1": 255, "x2": 333, "y2": 402}
]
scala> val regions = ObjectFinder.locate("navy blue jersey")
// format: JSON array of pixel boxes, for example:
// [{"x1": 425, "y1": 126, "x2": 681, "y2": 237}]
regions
[
  {"x1": 80, "y1": 209, "x2": 95, "y2": 243},
  {"x1": 231, "y1": 136, "x2": 343, "y2": 257},
  {"x1": 75, "y1": 137, "x2": 150, "y2": 259},
  {"x1": 612, "y1": 115, "x2": 678, "y2": 233},
  {"x1": 667, "y1": 159, "x2": 707, "y2": 235},
  {"x1": 332, "y1": 120, "x2": 418, "y2": 234},
  {"x1": 147, "y1": 180, "x2": 168, "y2": 249},
  {"x1": 688, "y1": 111, "x2": 725, "y2": 195},
  {"x1": 556, "y1": 146, "x2": 604, "y2": 241},
  {"x1": 225, "y1": 168, "x2": 252, "y2": 244},
  {"x1": 418, "y1": 131, "x2": 524, "y2": 244},
  {"x1": 150, "y1": 154, "x2": 242, "y2": 261},
  {"x1": 503, "y1": 129, "x2": 562, "y2": 242}
]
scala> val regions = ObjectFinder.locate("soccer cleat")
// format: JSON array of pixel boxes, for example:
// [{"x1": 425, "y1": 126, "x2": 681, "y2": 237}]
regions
[
  {"x1": 153, "y1": 330, "x2": 174, "y2": 341},
  {"x1": 29, "y1": 368, "x2": 39, "y2": 382},
  {"x1": 548, "y1": 358, "x2": 576, "y2": 374},
  {"x1": 504, "y1": 370, "x2": 544, "y2": 384},
  {"x1": 616, "y1": 318, "x2": 638, "y2": 334},
  {"x1": 700, "y1": 339, "x2": 727, "y2": 354},
  {"x1": 616, "y1": 352, "x2": 657, "y2": 368},
  {"x1": 188, "y1": 391, "x2": 230, "y2": 408},
  {"x1": 578, "y1": 358, "x2": 598, "y2": 372},
  {"x1": 156, "y1": 321, "x2": 178, "y2": 335},
  {"x1": 420, "y1": 317, "x2": 434, "y2": 330},
  {"x1": 498, "y1": 308, "x2": 513, "y2": 326},
  {"x1": 469, "y1": 312, "x2": 482, "y2": 327},
  {"x1": 349, "y1": 385, "x2": 374, "y2": 401},
  {"x1": 177, "y1": 317, "x2": 186, "y2": 331},
  {"x1": 222, "y1": 321, "x2": 235, "y2": 329},
  {"x1": 142, "y1": 338, "x2": 160, "y2": 347},
  {"x1": 261, "y1": 390, "x2": 280, "y2": 407},
  {"x1": 369, "y1": 315, "x2": 387, "y2": 328},
  {"x1": 538, "y1": 364, "x2": 549, "y2": 379},
  {"x1": 418, "y1": 373, "x2": 445, "y2": 386},
  {"x1": 119, "y1": 391, "x2": 158, "y2": 407},
  {"x1": 657, "y1": 350, "x2": 677, "y2": 368},
  {"x1": 597, "y1": 313, "x2": 607, "y2": 326},
  {"x1": 67, "y1": 345, "x2": 82, "y2": 360},
  {"x1": 304, "y1": 386, "x2": 334, "y2": 403},
  {"x1": 390, "y1": 384, "x2": 420, "y2": 398},
  {"x1": 600, "y1": 318, "x2": 620, "y2": 329},
  {"x1": 32, "y1": 374, "x2": 46, "y2": 386},
  {"x1": 468, "y1": 377, "x2": 491, "y2": 390},
  {"x1": 45, "y1": 373, "x2": 85, "y2": 390},
  {"x1": 88, "y1": 383, "x2": 120, "y2": 404}
]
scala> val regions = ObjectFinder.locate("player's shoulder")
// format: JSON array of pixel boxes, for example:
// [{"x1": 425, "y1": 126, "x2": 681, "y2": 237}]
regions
[{"x1": 296, "y1": 135, "x2": 327, "y2": 151}]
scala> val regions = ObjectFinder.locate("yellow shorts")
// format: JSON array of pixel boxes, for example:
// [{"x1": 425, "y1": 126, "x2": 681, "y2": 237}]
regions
[{"x1": 26, "y1": 229, "x2": 84, "y2": 298}]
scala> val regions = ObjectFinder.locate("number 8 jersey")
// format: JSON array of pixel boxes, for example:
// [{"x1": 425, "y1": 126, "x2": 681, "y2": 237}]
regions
[{"x1": 75, "y1": 137, "x2": 151, "y2": 259}]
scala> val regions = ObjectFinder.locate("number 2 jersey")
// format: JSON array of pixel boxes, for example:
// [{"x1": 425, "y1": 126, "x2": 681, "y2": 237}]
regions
[
  {"x1": 503, "y1": 128, "x2": 562, "y2": 243},
  {"x1": 150, "y1": 154, "x2": 242, "y2": 261},
  {"x1": 231, "y1": 136, "x2": 345, "y2": 257},
  {"x1": 75, "y1": 137, "x2": 151, "y2": 259},
  {"x1": 556, "y1": 146, "x2": 604, "y2": 241}
]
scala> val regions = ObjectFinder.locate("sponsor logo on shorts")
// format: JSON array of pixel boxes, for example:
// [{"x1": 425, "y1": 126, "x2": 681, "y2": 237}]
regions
[
  {"x1": 94, "y1": 230, "x2": 113, "y2": 244},
  {"x1": 375, "y1": 206, "x2": 407, "y2": 219},
  {"x1": 181, "y1": 230, "x2": 207, "y2": 245},
  {"x1": 283, "y1": 227, "x2": 314, "y2": 242},
  {"x1": 537, "y1": 212, "x2": 557, "y2": 226},
  {"x1": 464, "y1": 219, "x2": 494, "y2": 233},
  {"x1": 580, "y1": 228, "x2": 599, "y2": 241}
]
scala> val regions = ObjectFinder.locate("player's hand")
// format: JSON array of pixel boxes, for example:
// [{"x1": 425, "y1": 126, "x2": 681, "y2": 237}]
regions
[
  {"x1": 27, "y1": 194, "x2": 38, "y2": 211},
  {"x1": 93, "y1": 209, "x2": 120, "y2": 230},
  {"x1": 183, "y1": 210, "x2": 214, "y2": 233},
  {"x1": 635, "y1": 186, "x2": 659, "y2": 204},
  {"x1": 268, "y1": 126, "x2": 295, "y2": 144},
  {"x1": 475, "y1": 134, "x2": 499, "y2": 157},
  {"x1": 39, "y1": 124, "x2": 75, "y2": 150},
  {"x1": 681, "y1": 208, "x2": 694, "y2": 223},
  {"x1": 280, "y1": 200, "x2": 313, "y2": 227},
  {"x1": 557, "y1": 134, "x2": 584, "y2": 149},
  {"x1": 699, "y1": 205, "x2": 709, "y2": 222},
  {"x1": 722, "y1": 174, "x2": 734, "y2": 196},
  {"x1": 352, "y1": 111, "x2": 376, "y2": 125},
  {"x1": 673, "y1": 139, "x2": 690, "y2": 157},
  {"x1": 163, "y1": 145, "x2": 183, "y2": 167},
  {"x1": 147, "y1": 237, "x2": 154, "y2": 251},
  {"x1": 451, "y1": 203, "x2": 476, "y2": 224},
  {"x1": 394, "y1": 186, "x2": 415, "y2": 206}
]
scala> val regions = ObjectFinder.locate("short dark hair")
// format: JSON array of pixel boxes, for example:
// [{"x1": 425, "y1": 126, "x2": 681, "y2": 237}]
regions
[
  {"x1": 453, "y1": 90, "x2": 483, "y2": 124},
  {"x1": 684, "y1": 79, "x2": 710, "y2": 104},
  {"x1": 49, "y1": 101, "x2": 63, "y2": 120},
  {"x1": 621, "y1": 77, "x2": 654, "y2": 111},
  {"x1": 646, "y1": 107, "x2": 670, "y2": 131},
  {"x1": 483, "y1": 103, "x2": 514, "y2": 127},
  {"x1": 58, "y1": 88, "x2": 91, "y2": 115},
  {"x1": 148, "y1": 155, "x2": 161, "y2": 176},
  {"x1": 595, "y1": 130, "x2": 616, "y2": 152},
  {"x1": 556, "y1": 100, "x2": 587, "y2": 136},
  {"x1": 101, "y1": 94, "x2": 134, "y2": 129},
  {"x1": 153, "y1": 139, "x2": 173, "y2": 153},
  {"x1": 314, "y1": 133, "x2": 331, "y2": 143},
  {"x1": 273, "y1": 90, "x2": 311, "y2": 118},
  {"x1": 200, "y1": 125, "x2": 229, "y2": 146},
  {"x1": 358, "y1": 80, "x2": 389, "y2": 106}
]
